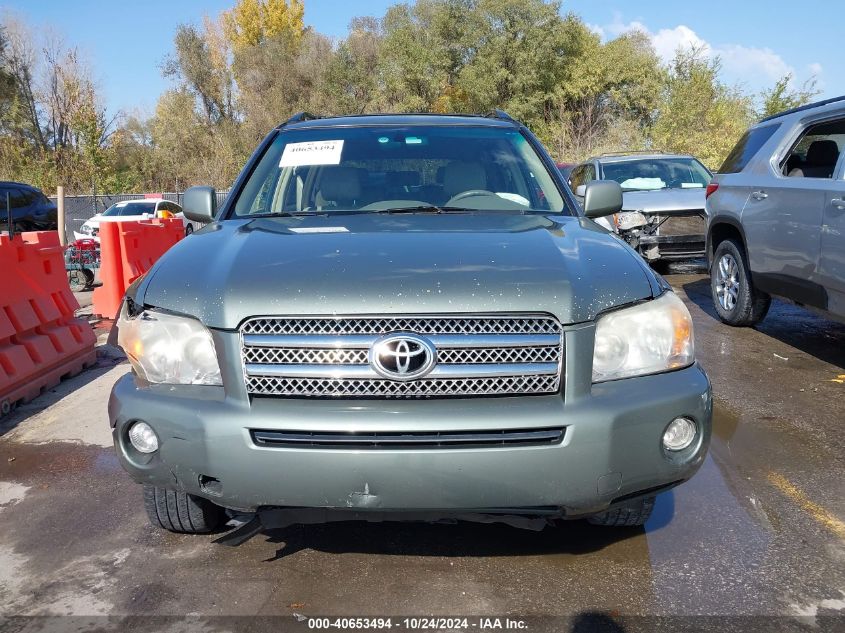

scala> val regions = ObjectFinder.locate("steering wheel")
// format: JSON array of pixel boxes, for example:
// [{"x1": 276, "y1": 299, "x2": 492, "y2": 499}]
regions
[{"x1": 446, "y1": 189, "x2": 497, "y2": 205}]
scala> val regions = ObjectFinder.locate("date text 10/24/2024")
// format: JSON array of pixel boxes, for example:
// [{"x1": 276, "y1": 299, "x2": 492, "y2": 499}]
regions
[{"x1": 306, "y1": 617, "x2": 528, "y2": 630}]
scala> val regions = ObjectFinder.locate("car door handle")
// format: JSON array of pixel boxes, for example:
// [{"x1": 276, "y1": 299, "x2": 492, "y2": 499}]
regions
[
  {"x1": 832, "y1": 198, "x2": 845, "y2": 210},
  {"x1": 750, "y1": 191, "x2": 768, "y2": 201}
]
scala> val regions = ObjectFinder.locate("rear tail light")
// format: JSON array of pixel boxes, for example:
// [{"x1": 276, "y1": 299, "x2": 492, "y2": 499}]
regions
[{"x1": 705, "y1": 183, "x2": 719, "y2": 199}]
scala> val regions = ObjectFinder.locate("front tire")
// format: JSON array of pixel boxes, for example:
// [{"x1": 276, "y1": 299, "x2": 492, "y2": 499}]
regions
[
  {"x1": 588, "y1": 496, "x2": 655, "y2": 527},
  {"x1": 711, "y1": 238, "x2": 770, "y2": 326},
  {"x1": 143, "y1": 485, "x2": 225, "y2": 533}
]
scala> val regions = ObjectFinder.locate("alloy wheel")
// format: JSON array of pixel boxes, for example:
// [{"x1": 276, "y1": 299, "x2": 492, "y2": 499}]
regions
[{"x1": 715, "y1": 253, "x2": 739, "y2": 311}]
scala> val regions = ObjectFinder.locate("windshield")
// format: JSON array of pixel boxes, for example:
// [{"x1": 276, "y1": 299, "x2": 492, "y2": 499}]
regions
[
  {"x1": 601, "y1": 157, "x2": 712, "y2": 191},
  {"x1": 231, "y1": 125, "x2": 567, "y2": 217},
  {"x1": 102, "y1": 201, "x2": 157, "y2": 216}
]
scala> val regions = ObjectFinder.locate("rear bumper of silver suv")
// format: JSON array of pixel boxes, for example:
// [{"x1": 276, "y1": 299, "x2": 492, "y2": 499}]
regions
[{"x1": 108, "y1": 362, "x2": 711, "y2": 516}]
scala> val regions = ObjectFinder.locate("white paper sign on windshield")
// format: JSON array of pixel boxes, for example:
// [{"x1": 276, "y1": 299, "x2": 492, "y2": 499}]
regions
[{"x1": 279, "y1": 140, "x2": 344, "y2": 167}]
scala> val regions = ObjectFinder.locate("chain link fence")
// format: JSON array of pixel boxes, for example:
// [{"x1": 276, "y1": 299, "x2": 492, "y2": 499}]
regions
[{"x1": 49, "y1": 191, "x2": 229, "y2": 243}]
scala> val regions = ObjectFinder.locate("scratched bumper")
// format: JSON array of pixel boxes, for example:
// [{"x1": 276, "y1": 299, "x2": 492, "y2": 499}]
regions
[{"x1": 109, "y1": 361, "x2": 711, "y2": 516}]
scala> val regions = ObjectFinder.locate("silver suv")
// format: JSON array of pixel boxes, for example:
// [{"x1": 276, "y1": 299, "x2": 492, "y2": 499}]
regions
[
  {"x1": 569, "y1": 153, "x2": 712, "y2": 266},
  {"x1": 706, "y1": 96, "x2": 845, "y2": 326}
]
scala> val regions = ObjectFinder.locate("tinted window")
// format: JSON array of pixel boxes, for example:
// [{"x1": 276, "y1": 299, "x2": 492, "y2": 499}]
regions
[
  {"x1": 103, "y1": 201, "x2": 158, "y2": 216},
  {"x1": 782, "y1": 118, "x2": 845, "y2": 179},
  {"x1": 122, "y1": 203, "x2": 156, "y2": 216},
  {"x1": 231, "y1": 125, "x2": 568, "y2": 216},
  {"x1": 7, "y1": 188, "x2": 29, "y2": 209},
  {"x1": 718, "y1": 124, "x2": 780, "y2": 174}
]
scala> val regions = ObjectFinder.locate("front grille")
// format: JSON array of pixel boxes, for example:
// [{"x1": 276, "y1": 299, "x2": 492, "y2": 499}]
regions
[
  {"x1": 241, "y1": 316, "x2": 561, "y2": 336},
  {"x1": 657, "y1": 214, "x2": 706, "y2": 236},
  {"x1": 251, "y1": 427, "x2": 565, "y2": 449},
  {"x1": 241, "y1": 315, "x2": 563, "y2": 399}
]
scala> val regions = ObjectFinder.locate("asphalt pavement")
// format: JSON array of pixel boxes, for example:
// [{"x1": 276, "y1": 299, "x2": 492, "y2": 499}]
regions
[{"x1": 1, "y1": 264, "x2": 844, "y2": 631}]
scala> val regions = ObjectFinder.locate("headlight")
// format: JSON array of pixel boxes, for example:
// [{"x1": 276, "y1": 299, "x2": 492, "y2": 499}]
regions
[
  {"x1": 592, "y1": 292, "x2": 694, "y2": 382},
  {"x1": 616, "y1": 211, "x2": 647, "y2": 231},
  {"x1": 116, "y1": 304, "x2": 222, "y2": 385}
]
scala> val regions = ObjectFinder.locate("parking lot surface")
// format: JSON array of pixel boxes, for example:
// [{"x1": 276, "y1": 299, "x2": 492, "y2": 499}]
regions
[{"x1": 1, "y1": 264, "x2": 844, "y2": 628}]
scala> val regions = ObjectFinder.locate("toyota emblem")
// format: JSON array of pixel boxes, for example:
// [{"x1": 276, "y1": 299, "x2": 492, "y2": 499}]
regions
[{"x1": 369, "y1": 333, "x2": 437, "y2": 381}]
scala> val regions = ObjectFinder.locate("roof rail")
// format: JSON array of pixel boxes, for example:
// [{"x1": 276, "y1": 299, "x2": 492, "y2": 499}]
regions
[
  {"x1": 282, "y1": 112, "x2": 319, "y2": 126},
  {"x1": 758, "y1": 94, "x2": 845, "y2": 123},
  {"x1": 597, "y1": 150, "x2": 666, "y2": 157},
  {"x1": 486, "y1": 109, "x2": 516, "y2": 122}
]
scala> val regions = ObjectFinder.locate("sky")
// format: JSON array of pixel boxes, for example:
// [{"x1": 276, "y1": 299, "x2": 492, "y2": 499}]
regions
[{"x1": 1, "y1": 0, "x2": 840, "y2": 119}]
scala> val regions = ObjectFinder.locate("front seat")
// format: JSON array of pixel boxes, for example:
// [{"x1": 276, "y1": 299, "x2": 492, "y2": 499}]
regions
[
  {"x1": 443, "y1": 162, "x2": 488, "y2": 200},
  {"x1": 317, "y1": 166, "x2": 362, "y2": 209},
  {"x1": 788, "y1": 140, "x2": 840, "y2": 178}
]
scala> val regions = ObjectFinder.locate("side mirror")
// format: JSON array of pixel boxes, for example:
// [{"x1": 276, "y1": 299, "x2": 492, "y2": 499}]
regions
[
  {"x1": 583, "y1": 180, "x2": 623, "y2": 219},
  {"x1": 574, "y1": 184, "x2": 586, "y2": 197},
  {"x1": 182, "y1": 186, "x2": 217, "y2": 223}
]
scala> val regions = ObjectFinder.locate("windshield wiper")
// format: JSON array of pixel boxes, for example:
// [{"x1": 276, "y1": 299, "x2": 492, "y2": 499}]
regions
[{"x1": 373, "y1": 205, "x2": 476, "y2": 214}]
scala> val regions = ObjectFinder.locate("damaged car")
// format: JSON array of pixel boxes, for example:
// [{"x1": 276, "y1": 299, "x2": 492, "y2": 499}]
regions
[
  {"x1": 569, "y1": 153, "x2": 712, "y2": 268},
  {"x1": 109, "y1": 112, "x2": 711, "y2": 539}
]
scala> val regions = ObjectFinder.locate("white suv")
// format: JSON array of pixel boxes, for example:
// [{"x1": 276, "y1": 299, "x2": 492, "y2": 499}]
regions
[{"x1": 75, "y1": 199, "x2": 190, "y2": 241}]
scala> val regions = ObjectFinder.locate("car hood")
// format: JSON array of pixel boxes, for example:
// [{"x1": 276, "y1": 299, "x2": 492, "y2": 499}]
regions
[
  {"x1": 621, "y1": 187, "x2": 706, "y2": 215},
  {"x1": 139, "y1": 213, "x2": 658, "y2": 329}
]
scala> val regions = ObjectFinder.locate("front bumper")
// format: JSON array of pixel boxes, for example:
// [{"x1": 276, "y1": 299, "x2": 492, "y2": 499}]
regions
[
  {"x1": 109, "y1": 362, "x2": 712, "y2": 516},
  {"x1": 637, "y1": 234, "x2": 706, "y2": 261}
]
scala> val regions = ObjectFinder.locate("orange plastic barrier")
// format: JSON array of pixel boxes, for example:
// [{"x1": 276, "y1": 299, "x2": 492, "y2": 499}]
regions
[
  {"x1": 0, "y1": 231, "x2": 97, "y2": 412},
  {"x1": 92, "y1": 218, "x2": 184, "y2": 318}
]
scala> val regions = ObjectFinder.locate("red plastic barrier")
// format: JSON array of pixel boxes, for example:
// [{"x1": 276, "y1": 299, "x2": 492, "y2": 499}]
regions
[
  {"x1": 92, "y1": 218, "x2": 184, "y2": 318},
  {"x1": 0, "y1": 231, "x2": 97, "y2": 411}
]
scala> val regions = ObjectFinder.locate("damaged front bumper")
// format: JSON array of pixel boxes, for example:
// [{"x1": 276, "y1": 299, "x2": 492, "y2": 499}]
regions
[
  {"x1": 618, "y1": 211, "x2": 706, "y2": 262},
  {"x1": 108, "y1": 362, "x2": 712, "y2": 520}
]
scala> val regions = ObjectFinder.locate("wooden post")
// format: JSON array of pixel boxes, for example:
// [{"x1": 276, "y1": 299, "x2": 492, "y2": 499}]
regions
[{"x1": 57, "y1": 186, "x2": 66, "y2": 247}]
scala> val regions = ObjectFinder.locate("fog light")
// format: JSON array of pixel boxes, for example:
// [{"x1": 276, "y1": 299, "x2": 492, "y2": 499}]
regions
[
  {"x1": 128, "y1": 421, "x2": 159, "y2": 454},
  {"x1": 662, "y1": 417, "x2": 696, "y2": 451}
]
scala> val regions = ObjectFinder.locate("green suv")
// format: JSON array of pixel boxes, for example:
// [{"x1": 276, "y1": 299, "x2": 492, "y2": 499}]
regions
[{"x1": 109, "y1": 112, "x2": 711, "y2": 536}]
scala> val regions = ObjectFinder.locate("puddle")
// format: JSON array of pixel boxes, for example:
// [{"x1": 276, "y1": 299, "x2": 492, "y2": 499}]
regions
[{"x1": 0, "y1": 439, "x2": 117, "y2": 480}]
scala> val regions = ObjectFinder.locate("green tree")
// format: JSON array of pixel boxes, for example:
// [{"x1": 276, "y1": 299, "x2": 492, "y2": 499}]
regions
[
  {"x1": 164, "y1": 22, "x2": 235, "y2": 123},
  {"x1": 759, "y1": 73, "x2": 818, "y2": 119},
  {"x1": 652, "y1": 47, "x2": 754, "y2": 170},
  {"x1": 323, "y1": 17, "x2": 385, "y2": 114}
]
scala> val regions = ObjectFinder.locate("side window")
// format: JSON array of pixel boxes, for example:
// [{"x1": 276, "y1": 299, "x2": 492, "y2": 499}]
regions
[
  {"x1": 10, "y1": 189, "x2": 29, "y2": 208},
  {"x1": 718, "y1": 124, "x2": 780, "y2": 174},
  {"x1": 17, "y1": 189, "x2": 35, "y2": 206},
  {"x1": 782, "y1": 118, "x2": 845, "y2": 179},
  {"x1": 583, "y1": 163, "x2": 596, "y2": 183}
]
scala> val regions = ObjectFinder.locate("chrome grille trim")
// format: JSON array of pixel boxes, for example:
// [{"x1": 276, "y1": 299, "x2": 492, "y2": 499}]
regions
[
  {"x1": 245, "y1": 362, "x2": 559, "y2": 379},
  {"x1": 242, "y1": 333, "x2": 562, "y2": 349},
  {"x1": 251, "y1": 427, "x2": 565, "y2": 449},
  {"x1": 246, "y1": 374, "x2": 561, "y2": 398},
  {"x1": 241, "y1": 315, "x2": 563, "y2": 398},
  {"x1": 242, "y1": 316, "x2": 561, "y2": 336}
]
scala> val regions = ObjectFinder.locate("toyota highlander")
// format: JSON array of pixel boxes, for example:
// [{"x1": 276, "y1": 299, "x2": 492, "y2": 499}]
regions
[{"x1": 109, "y1": 112, "x2": 712, "y2": 536}]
